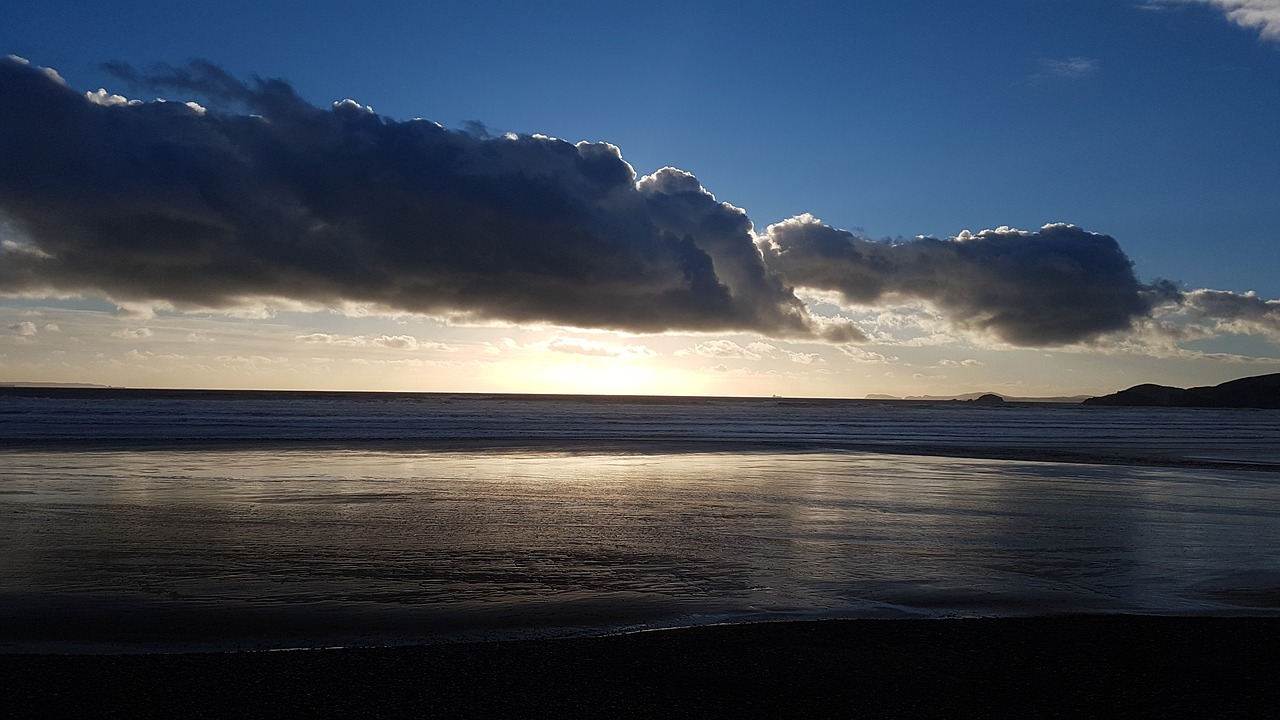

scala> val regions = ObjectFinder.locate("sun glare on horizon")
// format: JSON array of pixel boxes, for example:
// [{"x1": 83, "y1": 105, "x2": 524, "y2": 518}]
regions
[{"x1": 526, "y1": 357, "x2": 703, "y2": 397}]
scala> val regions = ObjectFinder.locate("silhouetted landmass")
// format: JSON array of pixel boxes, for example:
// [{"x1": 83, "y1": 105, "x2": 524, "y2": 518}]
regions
[
  {"x1": 1084, "y1": 372, "x2": 1280, "y2": 408},
  {"x1": 968, "y1": 393, "x2": 1006, "y2": 405},
  {"x1": 866, "y1": 392, "x2": 1090, "y2": 403}
]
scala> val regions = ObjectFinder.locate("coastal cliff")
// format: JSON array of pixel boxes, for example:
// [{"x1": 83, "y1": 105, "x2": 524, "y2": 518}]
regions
[{"x1": 1083, "y1": 372, "x2": 1280, "y2": 408}]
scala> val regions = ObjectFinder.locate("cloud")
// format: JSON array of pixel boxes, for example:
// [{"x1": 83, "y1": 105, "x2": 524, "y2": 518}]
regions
[
  {"x1": 3, "y1": 57, "x2": 1276, "y2": 355},
  {"x1": 742, "y1": 341, "x2": 825, "y2": 364},
  {"x1": 295, "y1": 332, "x2": 454, "y2": 351},
  {"x1": 1179, "y1": 289, "x2": 1280, "y2": 340},
  {"x1": 84, "y1": 88, "x2": 142, "y2": 107},
  {"x1": 111, "y1": 327, "x2": 153, "y2": 339},
  {"x1": 296, "y1": 333, "x2": 342, "y2": 344},
  {"x1": 677, "y1": 338, "x2": 825, "y2": 363},
  {"x1": 682, "y1": 340, "x2": 763, "y2": 360},
  {"x1": 1147, "y1": 0, "x2": 1280, "y2": 41},
  {"x1": 1067, "y1": 288, "x2": 1280, "y2": 359},
  {"x1": 1214, "y1": 0, "x2": 1280, "y2": 38},
  {"x1": 834, "y1": 346, "x2": 898, "y2": 363},
  {"x1": 939, "y1": 358, "x2": 985, "y2": 367},
  {"x1": 372, "y1": 334, "x2": 419, "y2": 350},
  {"x1": 785, "y1": 351, "x2": 824, "y2": 365},
  {"x1": 1101, "y1": 320, "x2": 1280, "y2": 362},
  {"x1": 1038, "y1": 57, "x2": 1099, "y2": 79},
  {"x1": 761, "y1": 217, "x2": 1172, "y2": 347},
  {"x1": 0, "y1": 58, "x2": 856, "y2": 343},
  {"x1": 7, "y1": 321, "x2": 37, "y2": 336},
  {"x1": 544, "y1": 336, "x2": 654, "y2": 358}
]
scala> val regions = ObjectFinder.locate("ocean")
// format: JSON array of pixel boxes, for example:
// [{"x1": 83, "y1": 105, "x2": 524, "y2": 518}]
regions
[{"x1": 2, "y1": 388, "x2": 1279, "y2": 652}]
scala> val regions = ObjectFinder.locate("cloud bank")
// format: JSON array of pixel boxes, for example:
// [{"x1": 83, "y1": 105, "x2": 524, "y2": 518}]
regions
[
  {"x1": 0, "y1": 58, "x2": 1275, "y2": 351},
  {"x1": 762, "y1": 217, "x2": 1172, "y2": 346},
  {"x1": 0, "y1": 57, "x2": 854, "y2": 342},
  {"x1": 1181, "y1": 289, "x2": 1280, "y2": 340}
]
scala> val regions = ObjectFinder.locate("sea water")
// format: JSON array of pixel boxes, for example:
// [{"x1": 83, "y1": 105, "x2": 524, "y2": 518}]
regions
[{"x1": 2, "y1": 389, "x2": 1279, "y2": 652}]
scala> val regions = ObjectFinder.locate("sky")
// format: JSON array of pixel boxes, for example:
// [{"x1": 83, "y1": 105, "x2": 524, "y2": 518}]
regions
[{"x1": 2, "y1": 0, "x2": 1279, "y2": 398}]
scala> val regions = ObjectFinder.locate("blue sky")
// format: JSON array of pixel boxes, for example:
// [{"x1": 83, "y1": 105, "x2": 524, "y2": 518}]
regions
[{"x1": 2, "y1": 1, "x2": 1279, "y2": 397}]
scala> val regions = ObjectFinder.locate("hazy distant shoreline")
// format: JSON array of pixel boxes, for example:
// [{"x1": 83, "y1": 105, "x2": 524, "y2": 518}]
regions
[
  {"x1": 6, "y1": 370, "x2": 1278, "y2": 407},
  {"x1": 1, "y1": 383, "x2": 1085, "y2": 402}
]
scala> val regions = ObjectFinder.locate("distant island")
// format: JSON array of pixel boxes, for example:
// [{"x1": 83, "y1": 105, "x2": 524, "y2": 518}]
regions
[
  {"x1": 968, "y1": 393, "x2": 1006, "y2": 405},
  {"x1": 864, "y1": 392, "x2": 1090, "y2": 403},
  {"x1": 1083, "y1": 372, "x2": 1280, "y2": 409}
]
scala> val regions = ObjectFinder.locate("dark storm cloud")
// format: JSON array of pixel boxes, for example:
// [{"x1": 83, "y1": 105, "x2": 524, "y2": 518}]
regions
[
  {"x1": 0, "y1": 57, "x2": 857, "y2": 341},
  {"x1": 6, "y1": 58, "x2": 1272, "y2": 350},
  {"x1": 762, "y1": 216, "x2": 1172, "y2": 346}
]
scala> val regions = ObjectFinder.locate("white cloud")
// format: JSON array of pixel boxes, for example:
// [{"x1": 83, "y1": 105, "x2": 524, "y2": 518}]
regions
[
  {"x1": 546, "y1": 337, "x2": 616, "y2": 357},
  {"x1": 373, "y1": 334, "x2": 419, "y2": 350},
  {"x1": 85, "y1": 88, "x2": 141, "y2": 107},
  {"x1": 682, "y1": 340, "x2": 762, "y2": 360},
  {"x1": 1216, "y1": 0, "x2": 1280, "y2": 38},
  {"x1": 543, "y1": 336, "x2": 654, "y2": 358},
  {"x1": 939, "y1": 358, "x2": 985, "y2": 367},
  {"x1": 114, "y1": 302, "x2": 163, "y2": 319},
  {"x1": 296, "y1": 332, "x2": 339, "y2": 344},
  {"x1": 295, "y1": 332, "x2": 456, "y2": 351},
  {"x1": 679, "y1": 339, "x2": 826, "y2": 364},
  {"x1": 215, "y1": 354, "x2": 287, "y2": 364},
  {"x1": 1, "y1": 237, "x2": 53, "y2": 259},
  {"x1": 7, "y1": 321, "x2": 37, "y2": 336},
  {"x1": 1150, "y1": 0, "x2": 1280, "y2": 41},
  {"x1": 1039, "y1": 57, "x2": 1099, "y2": 78},
  {"x1": 787, "y1": 352, "x2": 824, "y2": 365},
  {"x1": 834, "y1": 345, "x2": 898, "y2": 364},
  {"x1": 111, "y1": 327, "x2": 153, "y2": 339},
  {"x1": 743, "y1": 341, "x2": 826, "y2": 364}
]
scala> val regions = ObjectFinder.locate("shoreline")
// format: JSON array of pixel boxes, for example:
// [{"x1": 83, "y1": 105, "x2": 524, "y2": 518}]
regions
[
  {"x1": 5, "y1": 438, "x2": 1280, "y2": 474},
  {"x1": 5, "y1": 616, "x2": 1279, "y2": 717},
  {"x1": 6, "y1": 605, "x2": 1280, "y2": 657}
]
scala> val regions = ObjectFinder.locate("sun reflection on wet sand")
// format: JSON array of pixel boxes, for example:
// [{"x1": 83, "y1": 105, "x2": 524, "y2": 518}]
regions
[{"x1": 3, "y1": 448, "x2": 1278, "y2": 650}]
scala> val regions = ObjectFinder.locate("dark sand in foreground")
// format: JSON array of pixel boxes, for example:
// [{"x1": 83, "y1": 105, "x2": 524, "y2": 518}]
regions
[{"x1": 5, "y1": 616, "x2": 1277, "y2": 718}]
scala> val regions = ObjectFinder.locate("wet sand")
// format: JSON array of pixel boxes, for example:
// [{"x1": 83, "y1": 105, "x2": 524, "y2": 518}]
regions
[{"x1": 4, "y1": 616, "x2": 1277, "y2": 718}]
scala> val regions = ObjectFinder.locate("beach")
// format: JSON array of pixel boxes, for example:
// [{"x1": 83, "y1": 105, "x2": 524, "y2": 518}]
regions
[
  {"x1": 6, "y1": 616, "x2": 1279, "y2": 718},
  {"x1": 4, "y1": 391, "x2": 1279, "y2": 716}
]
